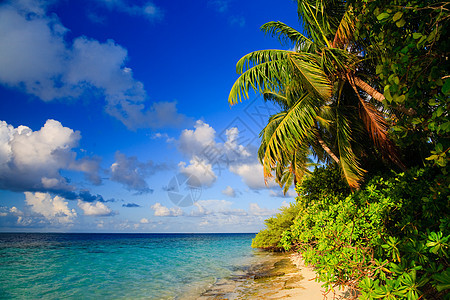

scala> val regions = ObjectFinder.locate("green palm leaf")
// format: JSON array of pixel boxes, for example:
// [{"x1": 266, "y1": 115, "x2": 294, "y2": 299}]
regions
[
  {"x1": 335, "y1": 111, "x2": 365, "y2": 188},
  {"x1": 229, "y1": 50, "x2": 332, "y2": 105},
  {"x1": 260, "y1": 94, "x2": 318, "y2": 179},
  {"x1": 261, "y1": 21, "x2": 313, "y2": 49}
]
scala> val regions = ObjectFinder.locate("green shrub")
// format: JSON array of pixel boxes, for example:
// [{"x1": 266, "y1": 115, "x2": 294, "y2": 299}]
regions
[
  {"x1": 251, "y1": 202, "x2": 301, "y2": 251},
  {"x1": 281, "y1": 166, "x2": 449, "y2": 299},
  {"x1": 297, "y1": 163, "x2": 351, "y2": 204}
]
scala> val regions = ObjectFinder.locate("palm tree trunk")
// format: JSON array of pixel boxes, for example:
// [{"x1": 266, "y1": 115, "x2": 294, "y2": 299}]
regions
[
  {"x1": 351, "y1": 75, "x2": 416, "y2": 116},
  {"x1": 317, "y1": 134, "x2": 340, "y2": 164},
  {"x1": 352, "y1": 76, "x2": 385, "y2": 102}
]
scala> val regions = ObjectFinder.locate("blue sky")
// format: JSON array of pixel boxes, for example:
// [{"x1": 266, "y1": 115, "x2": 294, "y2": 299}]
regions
[{"x1": 0, "y1": 0, "x2": 301, "y2": 233}]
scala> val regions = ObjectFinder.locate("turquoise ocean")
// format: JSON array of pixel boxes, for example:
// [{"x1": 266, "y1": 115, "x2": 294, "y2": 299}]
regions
[{"x1": 0, "y1": 233, "x2": 259, "y2": 299}]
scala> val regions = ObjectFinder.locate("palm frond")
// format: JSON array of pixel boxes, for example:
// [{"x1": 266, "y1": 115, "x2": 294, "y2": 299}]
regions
[
  {"x1": 297, "y1": 0, "x2": 346, "y2": 42},
  {"x1": 229, "y1": 50, "x2": 293, "y2": 105},
  {"x1": 347, "y1": 74, "x2": 405, "y2": 168},
  {"x1": 335, "y1": 111, "x2": 365, "y2": 188},
  {"x1": 260, "y1": 94, "x2": 318, "y2": 179},
  {"x1": 333, "y1": 8, "x2": 355, "y2": 48},
  {"x1": 289, "y1": 53, "x2": 332, "y2": 99},
  {"x1": 261, "y1": 21, "x2": 313, "y2": 50},
  {"x1": 262, "y1": 90, "x2": 290, "y2": 110},
  {"x1": 229, "y1": 50, "x2": 331, "y2": 105}
]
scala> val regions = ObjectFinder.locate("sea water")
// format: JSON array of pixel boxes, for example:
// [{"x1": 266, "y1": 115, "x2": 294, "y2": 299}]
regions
[{"x1": 0, "y1": 233, "x2": 258, "y2": 299}]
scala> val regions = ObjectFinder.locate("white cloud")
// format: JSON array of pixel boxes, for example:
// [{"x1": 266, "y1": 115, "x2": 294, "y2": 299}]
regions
[
  {"x1": 0, "y1": 119, "x2": 100, "y2": 193},
  {"x1": 187, "y1": 199, "x2": 277, "y2": 231},
  {"x1": 151, "y1": 132, "x2": 170, "y2": 140},
  {"x1": 178, "y1": 157, "x2": 217, "y2": 187},
  {"x1": 140, "y1": 218, "x2": 149, "y2": 224},
  {"x1": 0, "y1": 205, "x2": 35, "y2": 227},
  {"x1": 77, "y1": 200, "x2": 113, "y2": 216},
  {"x1": 0, "y1": 1, "x2": 185, "y2": 129},
  {"x1": 151, "y1": 202, "x2": 183, "y2": 217},
  {"x1": 177, "y1": 121, "x2": 252, "y2": 163},
  {"x1": 249, "y1": 203, "x2": 276, "y2": 216},
  {"x1": 178, "y1": 120, "x2": 216, "y2": 158},
  {"x1": 25, "y1": 192, "x2": 77, "y2": 224},
  {"x1": 190, "y1": 199, "x2": 247, "y2": 217},
  {"x1": 223, "y1": 127, "x2": 250, "y2": 156},
  {"x1": 110, "y1": 151, "x2": 169, "y2": 193},
  {"x1": 221, "y1": 186, "x2": 236, "y2": 197},
  {"x1": 229, "y1": 162, "x2": 277, "y2": 190},
  {"x1": 107, "y1": 100, "x2": 191, "y2": 130},
  {"x1": 93, "y1": 0, "x2": 164, "y2": 21},
  {"x1": 269, "y1": 189, "x2": 298, "y2": 198},
  {"x1": 176, "y1": 121, "x2": 260, "y2": 189}
]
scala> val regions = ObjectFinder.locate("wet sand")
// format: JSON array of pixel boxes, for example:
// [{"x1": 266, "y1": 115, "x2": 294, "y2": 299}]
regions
[{"x1": 197, "y1": 251, "x2": 351, "y2": 300}]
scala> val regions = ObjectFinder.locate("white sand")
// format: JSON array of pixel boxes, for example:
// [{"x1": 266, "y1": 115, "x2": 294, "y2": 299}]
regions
[
  {"x1": 197, "y1": 252, "x2": 353, "y2": 299},
  {"x1": 276, "y1": 253, "x2": 350, "y2": 299}
]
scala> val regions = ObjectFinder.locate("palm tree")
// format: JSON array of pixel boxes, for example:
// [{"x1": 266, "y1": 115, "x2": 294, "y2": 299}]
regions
[{"x1": 229, "y1": 0, "x2": 401, "y2": 189}]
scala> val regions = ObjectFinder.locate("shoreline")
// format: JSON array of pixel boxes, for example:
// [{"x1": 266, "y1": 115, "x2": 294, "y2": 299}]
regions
[{"x1": 195, "y1": 251, "x2": 350, "y2": 299}]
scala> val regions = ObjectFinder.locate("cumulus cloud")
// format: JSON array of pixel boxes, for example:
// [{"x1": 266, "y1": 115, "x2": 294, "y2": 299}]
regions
[
  {"x1": 176, "y1": 121, "x2": 261, "y2": 189},
  {"x1": 25, "y1": 192, "x2": 77, "y2": 224},
  {"x1": 221, "y1": 186, "x2": 236, "y2": 197},
  {"x1": 229, "y1": 162, "x2": 278, "y2": 190},
  {"x1": 0, "y1": 1, "x2": 186, "y2": 129},
  {"x1": 178, "y1": 157, "x2": 217, "y2": 187},
  {"x1": 77, "y1": 200, "x2": 113, "y2": 216},
  {"x1": 110, "y1": 151, "x2": 170, "y2": 193},
  {"x1": 93, "y1": 0, "x2": 164, "y2": 21},
  {"x1": 178, "y1": 120, "x2": 216, "y2": 158},
  {"x1": 0, "y1": 205, "x2": 33, "y2": 227},
  {"x1": 151, "y1": 202, "x2": 183, "y2": 217},
  {"x1": 0, "y1": 119, "x2": 101, "y2": 193},
  {"x1": 177, "y1": 121, "x2": 251, "y2": 162},
  {"x1": 140, "y1": 218, "x2": 149, "y2": 224}
]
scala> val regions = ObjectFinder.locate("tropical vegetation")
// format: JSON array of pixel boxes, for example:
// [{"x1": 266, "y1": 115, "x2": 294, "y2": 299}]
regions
[{"x1": 229, "y1": 0, "x2": 449, "y2": 298}]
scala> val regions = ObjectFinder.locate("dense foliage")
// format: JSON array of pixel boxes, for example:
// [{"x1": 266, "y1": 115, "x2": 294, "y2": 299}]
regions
[
  {"x1": 280, "y1": 166, "x2": 449, "y2": 299},
  {"x1": 350, "y1": 0, "x2": 450, "y2": 168},
  {"x1": 297, "y1": 163, "x2": 351, "y2": 203},
  {"x1": 251, "y1": 202, "x2": 301, "y2": 251}
]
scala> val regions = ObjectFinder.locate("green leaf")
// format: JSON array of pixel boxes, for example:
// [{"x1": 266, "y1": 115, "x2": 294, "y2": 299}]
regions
[
  {"x1": 440, "y1": 121, "x2": 450, "y2": 133},
  {"x1": 396, "y1": 95, "x2": 405, "y2": 103},
  {"x1": 393, "y1": 12, "x2": 403, "y2": 22},
  {"x1": 432, "y1": 269, "x2": 450, "y2": 292},
  {"x1": 426, "y1": 155, "x2": 438, "y2": 161},
  {"x1": 442, "y1": 79, "x2": 450, "y2": 95},
  {"x1": 377, "y1": 13, "x2": 390, "y2": 21},
  {"x1": 413, "y1": 32, "x2": 422, "y2": 39},
  {"x1": 376, "y1": 65, "x2": 383, "y2": 75},
  {"x1": 384, "y1": 85, "x2": 393, "y2": 101},
  {"x1": 396, "y1": 19, "x2": 406, "y2": 27}
]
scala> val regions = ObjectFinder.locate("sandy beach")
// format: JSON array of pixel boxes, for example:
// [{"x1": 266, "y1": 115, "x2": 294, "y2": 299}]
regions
[{"x1": 197, "y1": 251, "x2": 351, "y2": 300}]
